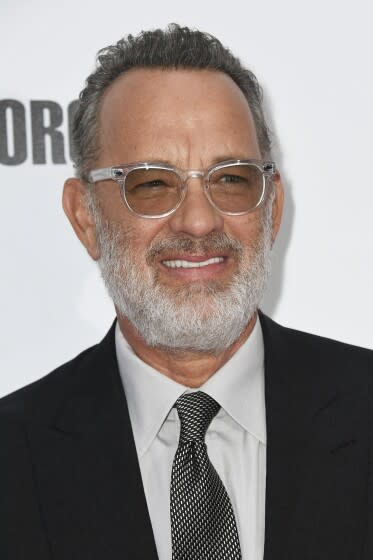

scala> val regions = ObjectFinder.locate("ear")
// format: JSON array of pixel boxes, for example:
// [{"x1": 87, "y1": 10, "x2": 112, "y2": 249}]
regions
[
  {"x1": 62, "y1": 178, "x2": 100, "y2": 260},
  {"x1": 270, "y1": 172, "x2": 284, "y2": 245}
]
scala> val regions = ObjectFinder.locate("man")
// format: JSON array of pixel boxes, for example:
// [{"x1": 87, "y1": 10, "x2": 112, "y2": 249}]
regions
[{"x1": 1, "y1": 24, "x2": 372, "y2": 560}]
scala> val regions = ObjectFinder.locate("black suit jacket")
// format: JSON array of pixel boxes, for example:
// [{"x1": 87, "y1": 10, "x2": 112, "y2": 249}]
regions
[{"x1": 1, "y1": 313, "x2": 373, "y2": 559}]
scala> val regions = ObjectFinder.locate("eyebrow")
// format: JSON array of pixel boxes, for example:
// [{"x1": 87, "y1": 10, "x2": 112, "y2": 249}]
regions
[{"x1": 210, "y1": 154, "x2": 253, "y2": 164}]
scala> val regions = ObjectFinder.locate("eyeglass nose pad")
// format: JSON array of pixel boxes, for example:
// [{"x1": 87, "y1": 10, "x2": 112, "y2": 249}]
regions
[
  {"x1": 184, "y1": 170, "x2": 204, "y2": 186},
  {"x1": 183, "y1": 171, "x2": 211, "y2": 201}
]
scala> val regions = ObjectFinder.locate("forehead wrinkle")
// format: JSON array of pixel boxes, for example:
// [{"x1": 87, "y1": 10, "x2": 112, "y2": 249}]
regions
[
  {"x1": 125, "y1": 135, "x2": 193, "y2": 168},
  {"x1": 123, "y1": 127, "x2": 198, "y2": 168}
]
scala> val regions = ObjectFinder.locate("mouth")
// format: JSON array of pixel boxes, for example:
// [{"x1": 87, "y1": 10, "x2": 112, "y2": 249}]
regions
[
  {"x1": 147, "y1": 233, "x2": 242, "y2": 281},
  {"x1": 162, "y1": 256, "x2": 225, "y2": 269},
  {"x1": 158, "y1": 253, "x2": 232, "y2": 282}
]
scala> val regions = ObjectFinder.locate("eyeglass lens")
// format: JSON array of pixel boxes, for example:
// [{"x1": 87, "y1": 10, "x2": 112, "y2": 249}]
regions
[
  {"x1": 123, "y1": 164, "x2": 265, "y2": 216},
  {"x1": 209, "y1": 165, "x2": 264, "y2": 214},
  {"x1": 125, "y1": 168, "x2": 181, "y2": 215}
]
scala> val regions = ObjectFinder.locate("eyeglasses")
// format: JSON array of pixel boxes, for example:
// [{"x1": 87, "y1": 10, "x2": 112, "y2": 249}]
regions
[{"x1": 87, "y1": 159, "x2": 276, "y2": 219}]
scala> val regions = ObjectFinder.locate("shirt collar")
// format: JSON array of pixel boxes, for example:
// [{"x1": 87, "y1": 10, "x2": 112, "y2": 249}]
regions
[{"x1": 115, "y1": 316, "x2": 266, "y2": 458}]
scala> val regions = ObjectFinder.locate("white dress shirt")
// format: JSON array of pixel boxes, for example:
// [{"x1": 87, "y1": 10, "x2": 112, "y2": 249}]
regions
[{"x1": 115, "y1": 317, "x2": 266, "y2": 560}]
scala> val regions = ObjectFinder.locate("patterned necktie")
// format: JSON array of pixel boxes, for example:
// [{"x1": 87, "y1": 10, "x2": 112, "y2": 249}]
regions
[{"x1": 170, "y1": 391, "x2": 242, "y2": 560}]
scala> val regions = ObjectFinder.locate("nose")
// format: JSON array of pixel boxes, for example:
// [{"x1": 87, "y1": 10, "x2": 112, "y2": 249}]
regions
[{"x1": 167, "y1": 176, "x2": 224, "y2": 238}]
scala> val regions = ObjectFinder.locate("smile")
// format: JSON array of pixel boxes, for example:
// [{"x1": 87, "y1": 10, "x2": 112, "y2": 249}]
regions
[{"x1": 162, "y1": 257, "x2": 225, "y2": 269}]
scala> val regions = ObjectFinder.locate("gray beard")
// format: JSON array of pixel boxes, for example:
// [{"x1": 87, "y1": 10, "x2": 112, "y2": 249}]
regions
[{"x1": 91, "y1": 197, "x2": 273, "y2": 354}]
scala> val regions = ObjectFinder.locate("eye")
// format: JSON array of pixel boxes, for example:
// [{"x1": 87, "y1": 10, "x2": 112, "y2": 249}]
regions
[
  {"x1": 126, "y1": 168, "x2": 180, "y2": 194},
  {"x1": 135, "y1": 179, "x2": 167, "y2": 189},
  {"x1": 218, "y1": 174, "x2": 248, "y2": 184}
]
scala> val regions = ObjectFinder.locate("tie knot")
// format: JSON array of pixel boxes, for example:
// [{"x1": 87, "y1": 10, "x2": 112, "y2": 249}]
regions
[{"x1": 175, "y1": 391, "x2": 220, "y2": 443}]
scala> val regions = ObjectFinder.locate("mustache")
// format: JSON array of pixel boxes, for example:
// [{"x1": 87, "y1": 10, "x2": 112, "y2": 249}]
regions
[{"x1": 146, "y1": 232, "x2": 244, "y2": 263}]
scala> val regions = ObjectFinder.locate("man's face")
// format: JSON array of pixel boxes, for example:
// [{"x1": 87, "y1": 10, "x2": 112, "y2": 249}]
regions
[{"x1": 75, "y1": 69, "x2": 283, "y2": 352}]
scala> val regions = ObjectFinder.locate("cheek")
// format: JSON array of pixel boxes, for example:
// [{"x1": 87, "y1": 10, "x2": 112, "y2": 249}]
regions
[
  {"x1": 224, "y1": 212, "x2": 263, "y2": 245},
  {"x1": 120, "y1": 216, "x2": 172, "y2": 260},
  {"x1": 98, "y1": 186, "x2": 169, "y2": 243}
]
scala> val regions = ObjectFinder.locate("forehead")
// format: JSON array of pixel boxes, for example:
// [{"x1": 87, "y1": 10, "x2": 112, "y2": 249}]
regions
[{"x1": 97, "y1": 68, "x2": 260, "y2": 165}]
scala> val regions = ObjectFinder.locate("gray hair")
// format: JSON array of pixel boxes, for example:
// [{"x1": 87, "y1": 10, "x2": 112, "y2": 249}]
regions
[{"x1": 72, "y1": 23, "x2": 272, "y2": 181}]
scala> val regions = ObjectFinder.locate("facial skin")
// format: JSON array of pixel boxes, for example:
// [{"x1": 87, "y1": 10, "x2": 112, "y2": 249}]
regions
[{"x1": 63, "y1": 68, "x2": 284, "y2": 387}]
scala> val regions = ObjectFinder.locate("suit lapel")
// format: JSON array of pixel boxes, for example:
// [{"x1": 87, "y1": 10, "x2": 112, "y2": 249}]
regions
[
  {"x1": 260, "y1": 314, "x2": 370, "y2": 560},
  {"x1": 27, "y1": 323, "x2": 158, "y2": 560}
]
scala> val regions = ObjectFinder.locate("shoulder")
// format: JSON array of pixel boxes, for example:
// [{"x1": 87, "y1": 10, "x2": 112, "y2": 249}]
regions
[
  {"x1": 261, "y1": 311, "x2": 372, "y2": 358},
  {"x1": 0, "y1": 344, "x2": 102, "y2": 491},
  {"x1": 0, "y1": 321, "x2": 117, "y2": 426},
  {"x1": 0, "y1": 322, "x2": 118, "y2": 505},
  {"x1": 259, "y1": 312, "x2": 373, "y2": 388},
  {"x1": 0, "y1": 343, "x2": 98, "y2": 426}
]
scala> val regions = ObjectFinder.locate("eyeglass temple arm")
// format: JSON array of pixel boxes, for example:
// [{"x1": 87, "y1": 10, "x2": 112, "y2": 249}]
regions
[{"x1": 88, "y1": 167, "x2": 124, "y2": 184}]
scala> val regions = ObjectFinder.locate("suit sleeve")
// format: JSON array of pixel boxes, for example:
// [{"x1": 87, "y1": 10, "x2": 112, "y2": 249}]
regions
[{"x1": 0, "y1": 417, "x2": 50, "y2": 559}]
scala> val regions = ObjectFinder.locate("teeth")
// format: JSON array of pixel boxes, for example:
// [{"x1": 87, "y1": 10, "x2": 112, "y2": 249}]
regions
[{"x1": 163, "y1": 257, "x2": 224, "y2": 269}]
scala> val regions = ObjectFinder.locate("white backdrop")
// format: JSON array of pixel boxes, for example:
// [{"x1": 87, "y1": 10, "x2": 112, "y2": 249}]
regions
[{"x1": 1, "y1": 0, "x2": 372, "y2": 397}]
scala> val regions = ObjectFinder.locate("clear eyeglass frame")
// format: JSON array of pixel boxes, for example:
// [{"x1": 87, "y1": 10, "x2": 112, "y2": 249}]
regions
[{"x1": 87, "y1": 159, "x2": 277, "y2": 219}]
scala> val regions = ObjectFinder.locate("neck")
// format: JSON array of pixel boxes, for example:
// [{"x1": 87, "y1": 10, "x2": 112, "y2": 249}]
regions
[{"x1": 116, "y1": 312, "x2": 258, "y2": 388}]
